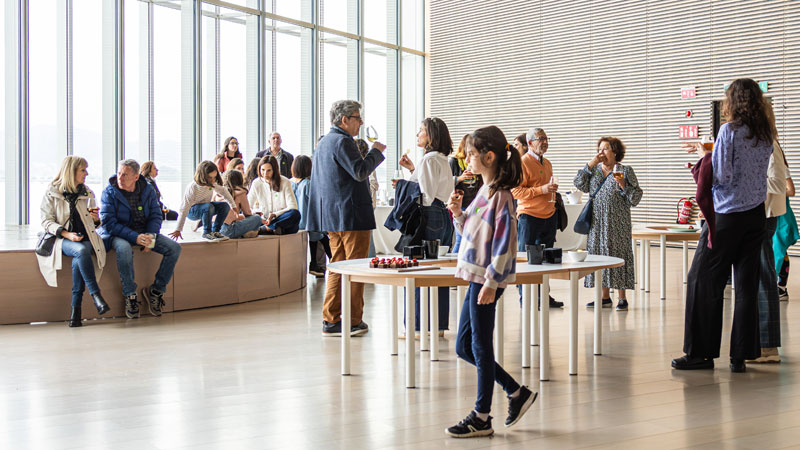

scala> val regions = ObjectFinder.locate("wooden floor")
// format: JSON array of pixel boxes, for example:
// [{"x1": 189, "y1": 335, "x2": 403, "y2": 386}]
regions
[{"x1": 1, "y1": 247, "x2": 799, "y2": 449}]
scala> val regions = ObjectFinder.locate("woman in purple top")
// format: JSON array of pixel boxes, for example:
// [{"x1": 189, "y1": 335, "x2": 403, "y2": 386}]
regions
[{"x1": 673, "y1": 78, "x2": 774, "y2": 373}]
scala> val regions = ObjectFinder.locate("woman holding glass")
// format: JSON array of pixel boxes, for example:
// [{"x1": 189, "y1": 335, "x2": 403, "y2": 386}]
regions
[
  {"x1": 396, "y1": 117, "x2": 455, "y2": 336},
  {"x1": 37, "y1": 156, "x2": 110, "y2": 327},
  {"x1": 573, "y1": 137, "x2": 642, "y2": 310}
]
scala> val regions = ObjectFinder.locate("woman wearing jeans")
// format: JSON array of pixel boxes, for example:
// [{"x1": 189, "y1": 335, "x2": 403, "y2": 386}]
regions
[
  {"x1": 37, "y1": 156, "x2": 110, "y2": 327},
  {"x1": 397, "y1": 117, "x2": 455, "y2": 336},
  {"x1": 170, "y1": 160, "x2": 236, "y2": 241}
]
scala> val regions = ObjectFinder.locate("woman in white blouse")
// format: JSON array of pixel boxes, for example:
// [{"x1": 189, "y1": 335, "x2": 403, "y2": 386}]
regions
[
  {"x1": 248, "y1": 155, "x2": 301, "y2": 235},
  {"x1": 397, "y1": 117, "x2": 455, "y2": 335}
]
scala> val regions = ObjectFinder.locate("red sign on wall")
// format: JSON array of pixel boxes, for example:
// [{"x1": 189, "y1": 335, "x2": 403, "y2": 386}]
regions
[
  {"x1": 681, "y1": 87, "x2": 697, "y2": 99},
  {"x1": 679, "y1": 125, "x2": 699, "y2": 139}
]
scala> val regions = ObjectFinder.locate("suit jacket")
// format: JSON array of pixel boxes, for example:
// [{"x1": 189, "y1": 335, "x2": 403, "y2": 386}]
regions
[{"x1": 306, "y1": 126, "x2": 385, "y2": 232}]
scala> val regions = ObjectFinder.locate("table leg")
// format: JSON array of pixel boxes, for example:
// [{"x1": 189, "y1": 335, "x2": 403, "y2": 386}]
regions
[
  {"x1": 521, "y1": 283, "x2": 531, "y2": 368},
  {"x1": 639, "y1": 239, "x2": 644, "y2": 291},
  {"x1": 682, "y1": 241, "x2": 688, "y2": 284},
  {"x1": 540, "y1": 275, "x2": 550, "y2": 381},
  {"x1": 405, "y1": 278, "x2": 416, "y2": 388},
  {"x1": 660, "y1": 234, "x2": 666, "y2": 300},
  {"x1": 569, "y1": 271, "x2": 579, "y2": 375},
  {"x1": 431, "y1": 287, "x2": 439, "y2": 361},
  {"x1": 341, "y1": 274, "x2": 351, "y2": 376},
  {"x1": 532, "y1": 284, "x2": 539, "y2": 346},
  {"x1": 593, "y1": 269, "x2": 602, "y2": 355},
  {"x1": 390, "y1": 285, "x2": 398, "y2": 356},
  {"x1": 495, "y1": 294, "x2": 504, "y2": 366},
  {"x1": 644, "y1": 239, "x2": 651, "y2": 293},
  {"x1": 420, "y1": 287, "x2": 429, "y2": 352},
  {"x1": 456, "y1": 285, "x2": 465, "y2": 322},
  {"x1": 632, "y1": 238, "x2": 638, "y2": 285}
]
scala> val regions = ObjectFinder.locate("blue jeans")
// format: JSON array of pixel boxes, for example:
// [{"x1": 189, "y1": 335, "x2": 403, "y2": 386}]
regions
[
  {"x1": 517, "y1": 212, "x2": 558, "y2": 299},
  {"x1": 111, "y1": 235, "x2": 182, "y2": 296},
  {"x1": 221, "y1": 215, "x2": 262, "y2": 239},
  {"x1": 407, "y1": 201, "x2": 454, "y2": 330},
  {"x1": 267, "y1": 209, "x2": 301, "y2": 234},
  {"x1": 188, "y1": 202, "x2": 230, "y2": 234},
  {"x1": 456, "y1": 282, "x2": 520, "y2": 414},
  {"x1": 61, "y1": 239, "x2": 101, "y2": 307}
]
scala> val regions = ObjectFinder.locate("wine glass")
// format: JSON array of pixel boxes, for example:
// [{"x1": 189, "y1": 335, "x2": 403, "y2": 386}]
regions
[
  {"x1": 700, "y1": 135, "x2": 714, "y2": 152},
  {"x1": 613, "y1": 164, "x2": 624, "y2": 185},
  {"x1": 393, "y1": 169, "x2": 403, "y2": 181},
  {"x1": 366, "y1": 125, "x2": 379, "y2": 143},
  {"x1": 549, "y1": 176, "x2": 559, "y2": 202}
]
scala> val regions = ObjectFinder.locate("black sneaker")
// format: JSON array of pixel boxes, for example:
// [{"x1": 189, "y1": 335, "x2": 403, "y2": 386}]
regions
[
  {"x1": 505, "y1": 386, "x2": 537, "y2": 427},
  {"x1": 586, "y1": 298, "x2": 613, "y2": 308},
  {"x1": 778, "y1": 286, "x2": 789, "y2": 302},
  {"x1": 549, "y1": 297, "x2": 564, "y2": 308},
  {"x1": 125, "y1": 294, "x2": 140, "y2": 319},
  {"x1": 616, "y1": 299, "x2": 629, "y2": 310},
  {"x1": 351, "y1": 321, "x2": 369, "y2": 336},
  {"x1": 142, "y1": 286, "x2": 165, "y2": 317},
  {"x1": 322, "y1": 320, "x2": 342, "y2": 336},
  {"x1": 445, "y1": 411, "x2": 494, "y2": 438}
]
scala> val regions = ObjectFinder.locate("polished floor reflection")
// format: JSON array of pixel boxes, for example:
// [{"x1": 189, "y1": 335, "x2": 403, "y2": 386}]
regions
[{"x1": 0, "y1": 247, "x2": 798, "y2": 449}]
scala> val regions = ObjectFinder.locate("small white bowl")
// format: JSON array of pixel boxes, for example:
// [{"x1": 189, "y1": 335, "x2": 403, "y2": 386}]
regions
[
  {"x1": 566, "y1": 250, "x2": 587, "y2": 262},
  {"x1": 438, "y1": 247, "x2": 449, "y2": 257}
]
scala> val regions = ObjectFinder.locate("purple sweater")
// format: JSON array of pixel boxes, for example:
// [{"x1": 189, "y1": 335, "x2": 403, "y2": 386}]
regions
[{"x1": 453, "y1": 185, "x2": 517, "y2": 289}]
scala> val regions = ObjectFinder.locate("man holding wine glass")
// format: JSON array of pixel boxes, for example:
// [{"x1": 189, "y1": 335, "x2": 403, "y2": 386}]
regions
[{"x1": 511, "y1": 127, "x2": 564, "y2": 309}]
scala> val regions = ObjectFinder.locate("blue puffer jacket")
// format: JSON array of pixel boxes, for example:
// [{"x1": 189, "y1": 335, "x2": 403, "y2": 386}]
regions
[{"x1": 98, "y1": 176, "x2": 163, "y2": 246}]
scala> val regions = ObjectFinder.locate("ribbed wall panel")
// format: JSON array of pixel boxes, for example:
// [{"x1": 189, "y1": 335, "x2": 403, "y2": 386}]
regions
[{"x1": 430, "y1": 0, "x2": 800, "y2": 253}]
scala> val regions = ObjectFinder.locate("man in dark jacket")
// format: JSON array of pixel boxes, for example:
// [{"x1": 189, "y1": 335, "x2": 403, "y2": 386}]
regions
[
  {"x1": 307, "y1": 100, "x2": 386, "y2": 336},
  {"x1": 255, "y1": 132, "x2": 294, "y2": 178},
  {"x1": 99, "y1": 159, "x2": 182, "y2": 320}
]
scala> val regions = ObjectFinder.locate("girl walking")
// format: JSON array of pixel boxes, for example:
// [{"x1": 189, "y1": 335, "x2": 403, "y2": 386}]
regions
[{"x1": 445, "y1": 126, "x2": 537, "y2": 438}]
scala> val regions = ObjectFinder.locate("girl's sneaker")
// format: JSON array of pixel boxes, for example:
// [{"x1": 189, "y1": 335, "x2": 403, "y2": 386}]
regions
[
  {"x1": 212, "y1": 232, "x2": 230, "y2": 241},
  {"x1": 201, "y1": 233, "x2": 218, "y2": 241},
  {"x1": 505, "y1": 386, "x2": 537, "y2": 427},
  {"x1": 445, "y1": 411, "x2": 493, "y2": 438}
]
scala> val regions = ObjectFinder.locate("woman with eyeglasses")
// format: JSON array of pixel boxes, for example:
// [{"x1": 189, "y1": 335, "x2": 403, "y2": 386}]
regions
[{"x1": 214, "y1": 136, "x2": 243, "y2": 174}]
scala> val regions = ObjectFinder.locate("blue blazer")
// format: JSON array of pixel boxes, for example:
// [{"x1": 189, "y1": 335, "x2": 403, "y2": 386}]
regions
[
  {"x1": 98, "y1": 176, "x2": 163, "y2": 246},
  {"x1": 306, "y1": 126, "x2": 385, "y2": 232}
]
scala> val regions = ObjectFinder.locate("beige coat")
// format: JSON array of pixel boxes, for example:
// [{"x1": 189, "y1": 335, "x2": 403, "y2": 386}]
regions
[
  {"x1": 36, "y1": 185, "x2": 107, "y2": 287},
  {"x1": 766, "y1": 141, "x2": 788, "y2": 218}
]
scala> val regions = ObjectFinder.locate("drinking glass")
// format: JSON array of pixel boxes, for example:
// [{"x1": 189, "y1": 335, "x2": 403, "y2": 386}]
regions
[
  {"x1": 700, "y1": 134, "x2": 714, "y2": 152},
  {"x1": 613, "y1": 164, "x2": 624, "y2": 185},
  {"x1": 366, "y1": 125, "x2": 379, "y2": 143},
  {"x1": 86, "y1": 198, "x2": 99, "y2": 214},
  {"x1": 464, "y1": 164, "x2": 476, "y2": 185},
  {"x1": 549, "y1": 176, "x2": 559, "y2": 202},
  {"x1": 393, "y1": 169, "x2": 403, "y2": 180}
]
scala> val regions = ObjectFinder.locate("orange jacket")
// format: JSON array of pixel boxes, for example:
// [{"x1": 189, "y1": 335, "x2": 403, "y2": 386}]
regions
[{"x1": 511, "y1": 152, "x2": 555, "y2": 219}]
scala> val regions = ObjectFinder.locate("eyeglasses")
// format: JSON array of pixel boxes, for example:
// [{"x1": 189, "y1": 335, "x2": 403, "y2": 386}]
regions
[
  {"x1": 347, "y1": 115, "x2": 364, "y2": 123},
  {"x1": 534, "y1": 137, "x2": 550, "y2": 143}
]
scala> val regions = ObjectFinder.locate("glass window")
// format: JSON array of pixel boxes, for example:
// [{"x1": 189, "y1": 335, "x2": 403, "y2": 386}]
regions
[
  {"x1": 73, "y1": 0, "x2": 104, "y2": 196},
  {"x1": 402, "y1": 0, "x2": 423, "y2": 51},
  {"x1": 320, "y1": 32, "x2": 359, "y2": 134},
  {"x1": 321, "y1": 0, "x2": 356, "y2": 34},
  {"x1": 29, "y1": 0, "x2": 63, "y2": 221},
  {"x1": 274, "y1": 23, "x2": 312, "y2": 156},
  {"x1": 271, "y1": 0, "x2": 312, "y2": 23},
  {"x1": 364, "y1": 0, "x2": 395, "y2": 44},
  {"x1": 124, "y1": 0, "x2": 148, "y2": 165},
  {"x1": 219, "y1": 12, "x2": 248, "y2": 159},
  {"x1": 152, "y1": 4, "x2": 182, "y2": 211},
  {"x1": 401, "y1": 52, "x2": 424, "y2": 168},
  {"x1": 363, "y1": 44, "x2": 397, "y2": 191}
]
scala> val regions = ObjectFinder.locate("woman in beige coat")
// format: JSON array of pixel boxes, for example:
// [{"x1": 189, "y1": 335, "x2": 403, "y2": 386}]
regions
[{"x1": 37, "y1": 156, "x2": 109, "y2": 327}]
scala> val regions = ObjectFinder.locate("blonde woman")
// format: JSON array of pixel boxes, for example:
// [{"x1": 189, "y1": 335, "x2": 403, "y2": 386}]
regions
[{"x1": 37, "y1": 156, "x2": 109, "y2": 327}]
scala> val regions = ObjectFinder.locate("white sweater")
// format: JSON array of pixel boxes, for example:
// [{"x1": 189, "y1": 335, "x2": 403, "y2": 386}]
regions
[
  {"x1": 248, "y1": 176, "x2": 298, "y2": 216},
  {"x1": 409, "y1": 151, "x2": 453, "y2": 206},
  {"x1": 175, "y1": 182, "x2": 236, "y2": 231}
]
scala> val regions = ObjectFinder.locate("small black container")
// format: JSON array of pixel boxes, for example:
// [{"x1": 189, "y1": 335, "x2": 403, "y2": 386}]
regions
[
  {"x1": 544, "y1": 248, "x2": 562, "y2": 264},
  {"x1": 526, "y1": 244, "x2": 545, "y2": 264},
  {"x1": 403, "y1": 245, "x2": 425, "y2": 259},
  {"x1": 423, "y1": 239, "x2": 440, "y2": 259}
]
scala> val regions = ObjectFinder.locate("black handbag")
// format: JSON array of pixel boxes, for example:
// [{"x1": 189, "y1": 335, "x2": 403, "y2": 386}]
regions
[
  {"x1": 555, "y1": 193, "x2": 568, "y2": 232},
  {"x1": 35, "y1": 231, "x2": 57, "y2": 257},
  {"x1": 573, "y1": 173, "x2": 610, "y2": 235}
]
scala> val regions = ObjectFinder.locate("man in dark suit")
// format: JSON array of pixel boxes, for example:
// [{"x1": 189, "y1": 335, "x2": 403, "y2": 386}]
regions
[
  {"x1": 255, "y1": 132, "x2": 294, "y2": 178},
  {"x1": 307, "y1": 100, "x2": 386, "y2": 336}
]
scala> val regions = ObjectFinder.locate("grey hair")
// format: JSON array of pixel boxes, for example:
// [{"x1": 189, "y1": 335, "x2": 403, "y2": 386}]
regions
[
  {"x1": 118, "y1": 159, "x2": 140, "y2": 174},
  {"x1": 330, "y1": 100, "x2": 362, "y2": 126},
  {"x1": 525, "y1": 128, "x2": 545, "y2": 144}
]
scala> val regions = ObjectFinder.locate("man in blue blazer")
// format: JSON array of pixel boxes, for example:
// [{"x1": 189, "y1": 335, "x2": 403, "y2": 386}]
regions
[{"x1": 307, "y1": 100, "x2": 386, "y2": 336}]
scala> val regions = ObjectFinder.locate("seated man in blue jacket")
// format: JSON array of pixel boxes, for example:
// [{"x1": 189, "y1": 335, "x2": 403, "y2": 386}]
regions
[{"x1": 99, "y1": 159, "x2": 182, "y2": 319}]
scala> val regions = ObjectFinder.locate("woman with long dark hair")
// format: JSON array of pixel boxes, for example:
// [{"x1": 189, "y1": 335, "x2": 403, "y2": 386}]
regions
[
  {"x1": 215, "y1": 136, "x2": 243, "y2": 174},
  {"x1": 248, "y1": 155, "x2": 301, "y2": 235},
  {"x1": 673, "y1": 78, "x2": 775, "y2": 373}
]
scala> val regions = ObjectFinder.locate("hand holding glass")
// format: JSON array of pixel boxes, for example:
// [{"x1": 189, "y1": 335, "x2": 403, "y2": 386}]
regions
[
  {"x1": 549, "y1": 176, "x2": 559, "y2": 202},
  {"x1": 613, "y1": 164, "x2": 624, "y2": 187}
]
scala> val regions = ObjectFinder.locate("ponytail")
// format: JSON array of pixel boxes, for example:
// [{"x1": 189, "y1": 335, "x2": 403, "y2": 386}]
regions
[{"x1": 467, "y1": 126, "x2": 523, "y2": 197}]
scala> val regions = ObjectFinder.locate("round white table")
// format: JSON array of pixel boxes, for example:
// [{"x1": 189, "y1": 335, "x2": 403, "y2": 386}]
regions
[
  {"x1": 327, "y1": 254, "x2": 624, "y2": 388},
  {"x1": 632, "y1": 225, "x2": 701, "y2": 299}
]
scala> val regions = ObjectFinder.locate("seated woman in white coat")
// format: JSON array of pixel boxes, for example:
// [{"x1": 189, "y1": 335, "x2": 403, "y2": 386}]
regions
[
  {"x1": 248, "y1": 155, "x2": 301, "y2": 235},
  {"x1": 37, "y1": 156, "x2": 110, "y2": 327}
]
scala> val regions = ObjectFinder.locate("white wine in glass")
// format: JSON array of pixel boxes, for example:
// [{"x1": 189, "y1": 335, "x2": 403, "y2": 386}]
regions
[
  {"x1": 613, "y1": 164, "x2": 624, "y2": 183},
  {"x1": 366, "y1": 125, "x2": 379, "y2": 143},
  {"x1": 549, "y1": 176, "x2": 559, "y2": 202}
]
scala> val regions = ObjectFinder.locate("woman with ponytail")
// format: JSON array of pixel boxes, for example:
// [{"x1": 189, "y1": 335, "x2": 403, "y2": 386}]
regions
[{"x1": 444, "y1": 126, "x2": 536, "y2": 438}]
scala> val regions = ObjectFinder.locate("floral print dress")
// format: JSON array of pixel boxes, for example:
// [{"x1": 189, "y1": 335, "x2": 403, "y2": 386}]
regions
[{"x1": 573, "y1": 164, "x2": 643, "y2": 289}]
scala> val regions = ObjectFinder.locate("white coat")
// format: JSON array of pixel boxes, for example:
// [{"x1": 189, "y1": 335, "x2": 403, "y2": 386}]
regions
[{"x1": 36, "y1": 185, "x2": 107, "y2": 287}]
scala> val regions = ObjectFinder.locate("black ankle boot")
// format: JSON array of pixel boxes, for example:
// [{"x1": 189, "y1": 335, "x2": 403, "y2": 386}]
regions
[
  {"x1": 68, "y1": 307, "x2": 82, "y2": 327},
  {"x1": 92, "y1": 293, "x2": 110, "y2": 315},
  {"x1": 730, "y1": 358, "x2": 746, "y2": 373}
]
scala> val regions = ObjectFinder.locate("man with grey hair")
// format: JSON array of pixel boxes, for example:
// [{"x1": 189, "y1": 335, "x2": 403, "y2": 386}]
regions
[
  {"x1": 255, "y1": 132, "x2": 294, "y2": 178},
  {"x1": 307, "y1": 100, "x2": 387, "y2": 336},
  {"x1": 99, "y1": 159, "x2": 182, "y2": 319},
  {"x1": 511, "y1": 128, "x2": 564, "y2": 308}
]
